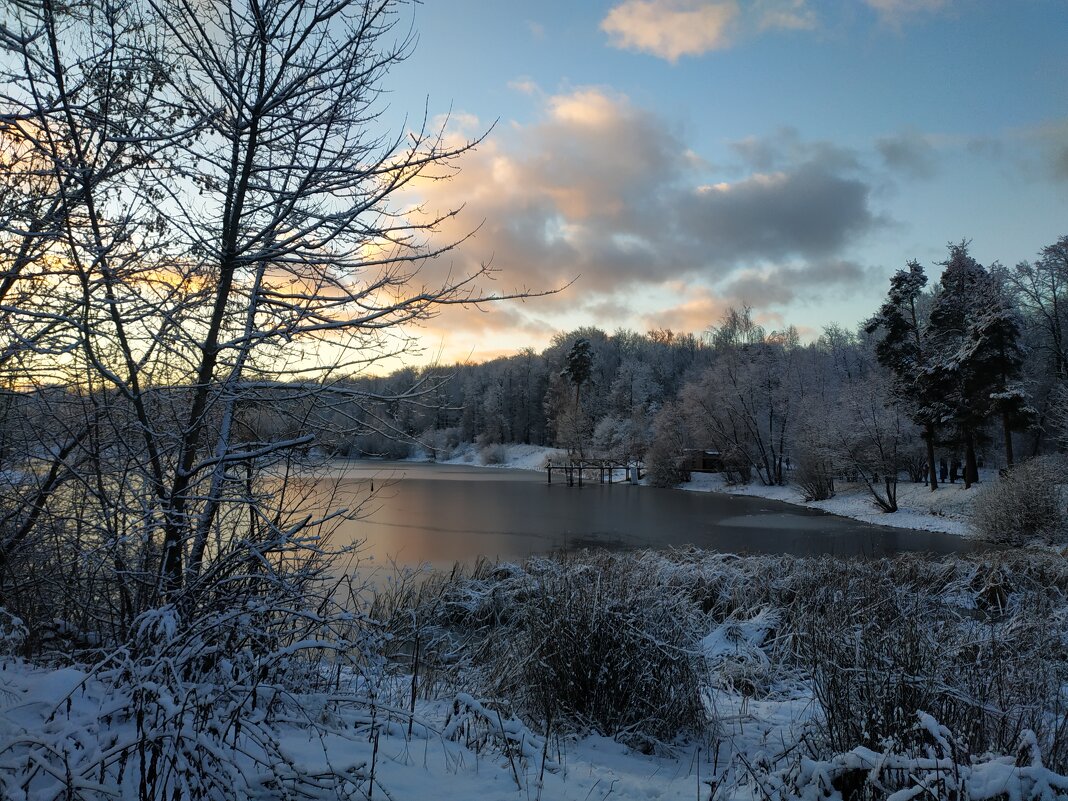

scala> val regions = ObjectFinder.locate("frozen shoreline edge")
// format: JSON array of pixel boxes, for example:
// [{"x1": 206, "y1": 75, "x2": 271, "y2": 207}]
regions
[{"x1": 419, "y1": 442, "x2": 977, "y2": 538}]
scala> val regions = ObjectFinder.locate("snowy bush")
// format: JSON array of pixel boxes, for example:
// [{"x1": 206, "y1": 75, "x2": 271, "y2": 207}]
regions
[
  {"x1": 972, "y1": 455, "x2": 1068, "y2": 545},
  {"x1": 479, "y1": 441, "x2": 507, "y2": 465},
  {"x1": 750, "y1": 714, "x2": 1068, "y2": 801},
  {"x1": 500, "y1": 556, "x2": 708, "y2": 747},
  {"x1": 378, "y1": 553, "x2": 711, "y2": 749},
  {"x1": 645, "y1": 403, "x2": 690, "y2": 487},
  {"x1": 0, "y1": 558, "x2": 386, "y2": 801},
  {"x1": 796, "y1": 559, "x2": 1068, "y2": 771},
  {"x1": 0, "y1": 607, "x2": 25, "y2": 656},
  {"x1": 420, "y1": 426, "x2": 462, "y2": 460}
]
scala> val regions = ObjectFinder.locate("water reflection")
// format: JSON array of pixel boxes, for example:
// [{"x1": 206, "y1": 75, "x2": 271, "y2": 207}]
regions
[{"x1": 313, "y1": 461, "x2": 980, "y2": 574}]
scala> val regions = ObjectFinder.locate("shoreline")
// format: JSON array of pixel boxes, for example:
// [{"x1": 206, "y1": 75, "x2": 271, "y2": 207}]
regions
[{"x1": 427, "y1": 442, "x2": 977, "y2": 537}]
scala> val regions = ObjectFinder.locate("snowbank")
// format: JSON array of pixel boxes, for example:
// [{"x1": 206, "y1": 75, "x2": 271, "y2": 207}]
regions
[
  {"x1": 439, "y1": 442, "x2": 563, "y2": 472},
  {"x1": 679, "y1": 471, "x2": 983, "y2": 536}
]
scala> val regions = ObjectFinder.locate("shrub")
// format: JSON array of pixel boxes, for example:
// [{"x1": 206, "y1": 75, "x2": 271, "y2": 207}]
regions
[
  {"x1": 644, "y1": 436, "x2": 689, "y2": 487},
  {"x1": 796, "y1": 559, "x2": 1068, "y2": 770},
  {"x1": 386, "y1": 553, "x2": 711, "y2": 748},
  {"x1": 645, "y1": 402, "x2": 690, "y2": 487},
  {"x1": 479, "y1": 442, "x2": 507, "y2": 465},
  {"x1": 497, "y1": 556, "x2": 708, "y2": 746},
  {"x1": 972, "y1": 455, "x2": 1068, "y2": 545},
  {"x1": 793, "y1": 450, "x2": 835, "y2": 501}
]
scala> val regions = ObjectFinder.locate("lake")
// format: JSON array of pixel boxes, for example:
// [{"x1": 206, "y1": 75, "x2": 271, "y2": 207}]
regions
[{"x1": 305, "y1": 461, "x2": 981, "y2": 575}]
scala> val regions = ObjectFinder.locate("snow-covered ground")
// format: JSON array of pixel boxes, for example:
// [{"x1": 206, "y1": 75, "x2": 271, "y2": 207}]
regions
[
  {"x1": 429, "y1": 442, "x2": 981, "y2": 537},
  {"x1": 682, "y1": 471, "x2": 981, "y2": 536},
  {"x1": 0, "y1": 651, "x2": 808, "y2": 801},
  {"x1": 439, "y1": 442, "x2": 563, "y2": 473}
]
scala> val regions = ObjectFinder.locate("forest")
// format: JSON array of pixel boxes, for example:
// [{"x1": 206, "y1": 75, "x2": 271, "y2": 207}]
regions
[
  {"x1": 1, "y1": 0, "x2": 1067, "y2": 798},
  {"x1": 323, "y1": 237, "x2": 1068, "y2": 517}
]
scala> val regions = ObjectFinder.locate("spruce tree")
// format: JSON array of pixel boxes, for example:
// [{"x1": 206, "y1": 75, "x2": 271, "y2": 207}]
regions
[
  {"x1": 926, "y1": 242, "x2": 1029, "y2": 485},
  {"x1": 865, "y1": 260, "x2": 940, "y2": 489}
]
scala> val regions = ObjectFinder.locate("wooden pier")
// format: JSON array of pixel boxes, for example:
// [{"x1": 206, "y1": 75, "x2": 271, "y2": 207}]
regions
[{"x1": 546, "y1": 459, "x2": 643, "y2": 486}]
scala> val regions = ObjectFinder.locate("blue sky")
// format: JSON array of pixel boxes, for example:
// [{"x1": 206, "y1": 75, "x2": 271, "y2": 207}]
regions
[{"x1": 382, "y1": 1, "x2": 1068, "y2": 362}]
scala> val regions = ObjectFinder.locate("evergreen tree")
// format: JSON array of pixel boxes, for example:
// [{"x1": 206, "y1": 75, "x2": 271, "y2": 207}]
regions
[
  {"x1": 964, "y1": 271, "x2": 1031, "y2": 467},
  {"x1": 865, "y1": 260, "x2": 940, "y2": 490},
  {"x1": 562, "y1": 338, "x2": 594, "y2": 407},
  {"x1": 925, "y1": 242, "x2": 1029, "y2": 485}
]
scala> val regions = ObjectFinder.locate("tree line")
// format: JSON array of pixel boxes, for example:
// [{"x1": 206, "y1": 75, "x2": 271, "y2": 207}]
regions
[{"x1": 330, "y1": 237, "x2": 1068, "y2": 512}]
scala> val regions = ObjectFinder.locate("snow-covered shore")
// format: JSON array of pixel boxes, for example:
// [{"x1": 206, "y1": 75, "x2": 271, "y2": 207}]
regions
[
  {"x1": 431, "y1": 442, "x2": 979, "y2": 537},
  {"x1": 8, "y1": 550, "x2": 1067, "y2": 800}
]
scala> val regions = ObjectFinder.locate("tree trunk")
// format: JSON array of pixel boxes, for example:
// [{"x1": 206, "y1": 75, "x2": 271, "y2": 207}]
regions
[
  {"x1": 925, "y1": 424, "x2": 938, "y2": 491},
  {"x1": 963, "y1": 427, "x2": 979, "y2": 488},
  {"x1": 1002, "y1": 408, "x2": 1015, "y2": 467}
]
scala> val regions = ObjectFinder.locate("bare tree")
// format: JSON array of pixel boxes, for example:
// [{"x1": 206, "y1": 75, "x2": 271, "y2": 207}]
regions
[
  {"x1": 683, "y1": 308, "x2": 800, "y2": 486},
  {"x1": 0, "y1": 0, "x2": 543, "y2": 626}
]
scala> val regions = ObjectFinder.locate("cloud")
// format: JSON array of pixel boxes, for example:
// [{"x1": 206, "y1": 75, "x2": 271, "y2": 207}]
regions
[
  {"x1": 405, "y1": 88, "x2": 883, "y2": 339},
  {"x1": 1035, "y1": 121, "x2": 1068, "y2": 183},
  {"x1": 1053, "y1": 145, "x2": 1068, "y2": 182},
  {"x1": 730, "y1": 127, "x2": 859, "y2": 173},
  {"x1": 639, "y1": 287, "x2": 731, "y2": 334},
  {"x1": 877, "y1": 131, "x2": 938, "y2": 179},
  {"x1": 601, "y1": 0, "x2": 739, "y2": 62},
  {"x1": 600, "y1": 0, "x2": 814, "y2": 61},
  {"x1": 680, "y1": 163, "x2": 876, "y2": 261},
  {"x1": 508, "y1": 78, "x2": 540, "y2": 96},
  {"x1": 754, "y1": 0, "x2": 816, "y2": 31},
  {"x1": 721, "y1": 260, "x2": 871, "y2": 305}
]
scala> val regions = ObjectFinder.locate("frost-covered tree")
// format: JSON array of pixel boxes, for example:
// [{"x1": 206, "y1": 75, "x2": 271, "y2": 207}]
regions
[
  {"x1": 0, "y1": 0, "x2": 540, "y2": 630},
  {"x1": 865, "y1": 260, "x2": 940, "y2": 490},
  {"x1": 1002, "y1": 235, "x2": 1068, "y2": 454},
  {"x1": 925, "y1": 243, "x2": 1029, "y2": 485},
  {"x1": 682, "y1": 308, "x2": 799, "y2": 486}
]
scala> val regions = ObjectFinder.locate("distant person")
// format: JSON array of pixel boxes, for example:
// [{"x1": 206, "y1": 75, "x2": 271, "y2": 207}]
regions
[{"x1": 939, "y1": 458, "x2": 948, "y2": 482}]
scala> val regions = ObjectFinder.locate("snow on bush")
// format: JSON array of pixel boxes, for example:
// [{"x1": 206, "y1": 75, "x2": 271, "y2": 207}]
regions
[
  {"x1": 973, "y1": 455, "x2": 1068, "y2": 544},
  {"x1": 751, "y1": 713, "x2": 1068, "y2": 801},
  {"x1": 375, "y1": 553, "x2": 711, "y2": 749},
  {"x1": 0, "y1": 607, "x2": 26, "y2": 655},
  {"x1": 0, "y1": 571, "x2": 386, "y2": 801}
]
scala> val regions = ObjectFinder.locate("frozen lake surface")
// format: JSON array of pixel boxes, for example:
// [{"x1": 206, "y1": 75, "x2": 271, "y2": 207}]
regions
[{"x1": 311, "y1": 461, "x2": 981, "y2": 573}]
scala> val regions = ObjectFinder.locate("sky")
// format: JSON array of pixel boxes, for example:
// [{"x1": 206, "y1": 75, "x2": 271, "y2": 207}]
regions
[{"x1": 378, "y1": 0, "x2": 1068, "y2": 365}]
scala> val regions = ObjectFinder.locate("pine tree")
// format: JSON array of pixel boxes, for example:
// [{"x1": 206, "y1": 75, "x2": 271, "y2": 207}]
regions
[
  {"x1": 965, "y1": 273, "x2": 1031, "y2": 467},
  {"x1": 865, "y1": 260, "x2": 940, "y2": 490},
  {"x1": 925, "y1": 242, "x2": 1030, "y2": 485}
]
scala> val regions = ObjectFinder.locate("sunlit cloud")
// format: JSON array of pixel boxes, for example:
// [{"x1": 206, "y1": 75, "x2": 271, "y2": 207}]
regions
[
  {"x1": 600, "y1": 0, "x2": 816, "y2": 62},
  {"x1": 601, "y1": 0, "x2": 740, "y2": 62},
  {"x1": 402, "y1": 88, "x2": 886, "y2": 357},
  {"x1": 639, "y1": 286, "x2": 731, "y2": 335},
  {"x1": 507, "y1": 78, "x2": 540, "y2": 96}
]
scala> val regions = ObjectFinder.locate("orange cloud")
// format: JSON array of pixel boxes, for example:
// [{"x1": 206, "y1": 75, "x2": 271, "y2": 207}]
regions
[
  {"x1": 387, "y1": 91, "x2": 882, "y2": 366},
  {"x1": 601, "y1": 0, "x2": 739, "y2": 62},
  {"x1": 601, "y1": 0, "x2": 816, "y2": 61},
  {"x1": 639, "y1": 287, "x2": 731, "y2": 335}
]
